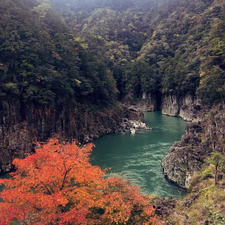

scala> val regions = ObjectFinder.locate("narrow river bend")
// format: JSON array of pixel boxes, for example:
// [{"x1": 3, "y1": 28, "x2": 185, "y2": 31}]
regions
[{"x1": 91, "y1": 112, "x2": 186, "y2": 197}]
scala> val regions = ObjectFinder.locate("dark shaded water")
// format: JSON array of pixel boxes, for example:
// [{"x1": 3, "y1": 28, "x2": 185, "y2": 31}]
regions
[{"x1": 91, "y1": 112, "x2": 186, "y2": 197}]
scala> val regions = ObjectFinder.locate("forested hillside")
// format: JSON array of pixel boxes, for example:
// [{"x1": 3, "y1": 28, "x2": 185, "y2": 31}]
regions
[
  {"x1": 46, "y1": 0, "x2": 225, "y2": 103},
  {"x1": 0, "y1": 0, "x2": 118, "y2": 107},
  {"x1": 0, "y1": 0, "x2": 125, "y2": 174},
  {"x1": 0, "y1": 0, "x2": 224, "y2": 171},
  {"x1": 1, "y1": 0, "x2": 225, "y2": 224},
  {"x1": 2, "y1": 0, "x2": 224, "y2": 113}
]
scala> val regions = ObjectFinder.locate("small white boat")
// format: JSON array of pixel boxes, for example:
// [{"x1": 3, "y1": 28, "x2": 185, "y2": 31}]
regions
[{"x1": 130, "y1": 128, "x2": 136, "y2": 135}]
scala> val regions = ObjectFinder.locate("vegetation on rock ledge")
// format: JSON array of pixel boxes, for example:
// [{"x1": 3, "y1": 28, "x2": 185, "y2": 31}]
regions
[{"x1": 167, "y1": 152, "x2": 225, "y2": 225}]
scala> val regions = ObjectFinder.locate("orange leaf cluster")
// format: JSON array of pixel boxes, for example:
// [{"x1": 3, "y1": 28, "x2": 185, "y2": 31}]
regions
[{"x1": 0, "y1": 138, "x2": 161, "y2": 225}]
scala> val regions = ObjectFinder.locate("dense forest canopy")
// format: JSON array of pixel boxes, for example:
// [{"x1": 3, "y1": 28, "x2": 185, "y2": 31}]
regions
[
  {"x1": 1, "y1": 1, "x2": 225, "y2": 224},
  {"x1": 0, "y1": 0, "x2": 118, "y2": 110},
  {"x1": 0, "y1": 0, "x2": 224, "y2": 112},
  {"x1": 38, "y1": 0, "x2": 225, "y2": 103}
]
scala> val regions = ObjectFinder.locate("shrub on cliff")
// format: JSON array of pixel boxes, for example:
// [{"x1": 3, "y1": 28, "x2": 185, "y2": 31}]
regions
[
  {"x1": 0, "y1": 139, "x2": 161, "y2": 225},
  {"x1": 168, "y1": 152, "x2": 225, "y2": 225}
]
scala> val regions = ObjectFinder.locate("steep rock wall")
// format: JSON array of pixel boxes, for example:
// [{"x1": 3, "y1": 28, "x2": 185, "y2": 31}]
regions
[
  {"x1": 139, "y1": 92, "x2": 158, "y2": 111},
  {"x1": 122, "y1": 92, "x2": 158, "y2": 112},
  {"x1": 161, "y1": 95, "x2": 202, "y2": 121},
  {"x1": 0, "y1": 100, "x2": 143, "y2": 174},
  {"x1": 161, "y1": 95, "x2": 179, "y2": 116},
  {"x1": 162, "y1": 103, "x2": 225, "y2": 189}
]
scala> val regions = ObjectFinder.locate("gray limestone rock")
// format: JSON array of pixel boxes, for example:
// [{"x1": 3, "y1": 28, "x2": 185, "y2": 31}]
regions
[
  {"x1": 162, "y1": 104, "x2": 225, "y2": 189},
  {"x1": 162, "y1": 95, "x2": 179, "y2": 116}
]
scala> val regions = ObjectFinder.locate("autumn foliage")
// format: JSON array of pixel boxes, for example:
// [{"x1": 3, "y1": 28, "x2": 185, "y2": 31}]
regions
[{"x1": 0, "y1": 139, "x2": 161, "y2": 225}]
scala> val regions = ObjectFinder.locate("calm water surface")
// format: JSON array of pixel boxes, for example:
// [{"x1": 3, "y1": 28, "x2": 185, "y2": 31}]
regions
[{"x1": 91, "y1": 112, "x2": 186, "y2": 197}]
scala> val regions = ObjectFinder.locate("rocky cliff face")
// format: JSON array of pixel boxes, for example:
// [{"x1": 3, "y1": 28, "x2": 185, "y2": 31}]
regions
[
  {"x1": 162, "y1": 103, "x2": 225, "y2": 189},
  {"x1": 0, "y1": 100, "x2": 143, "y2": 174},
  {"x1": 140, "y1": 92, "x2": 158, "y2": 111},
  {"x1": 161, "y1": 95, "x2": 179, "y2": 117},
  {"x1": 161, "y1": 95, "x2": 203, "y2": 121},
  {"x1": 122, "y1": 92, "x2": 158, "y2": 112}
]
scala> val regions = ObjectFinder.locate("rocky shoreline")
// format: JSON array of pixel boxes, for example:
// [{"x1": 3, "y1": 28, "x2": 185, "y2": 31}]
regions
[
  {"x1": 1, "y1": 94, "x2": 222, "y2": 191},
  {"x1": 118, "y1": 118, "x2": 151, "y2": 134},
  {"x1": 126, "y1": 95, "x2": 222, "y2": 190},
  {"x1": 0, "y1": 101, "x2": 147, "y2": 175},
  {"x1": 162, "y1": 103, "x2": 225, "y2": 189}
]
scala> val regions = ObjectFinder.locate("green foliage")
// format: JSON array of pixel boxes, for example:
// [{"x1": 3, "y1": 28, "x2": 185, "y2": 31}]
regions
[
  {"x1": 161, "y1": 58, "x2": 200, "y2": 97},
  {"x1": 0, "y1": 0, "x2": 118, "y2": 108},
  {"x1": 201, "y1": 166, "x2": 214, "y2": 179},
  {"x1": 206, "y1": 152, "x2": 225, "y2": 172},
  {"x1": 200, "y1": 152, "x2": 225, "y2": 186},
  {"x1": 1, "y1": 0, "x2": 225, "y2": 109},
  {"x1": 45, "y1": 0, "x2": 225, "y2": 103},
  {"x1": 125, "y1": 60, "x2": 160, "y2": 98},
  {"x1": 169, "y1": 166, "x2": 225, "y2": 225},
  {"x1": 196, "y1": 15, "x2": 225, "y2": 104},
  {"x1": 208, "y1": 207, "x2": 225, "y2": 225}
]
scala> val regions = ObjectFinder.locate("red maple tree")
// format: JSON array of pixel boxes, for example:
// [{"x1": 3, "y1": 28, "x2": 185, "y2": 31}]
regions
[{"x1": 0, "y1": 139, "x2": 161, "y2": 225}]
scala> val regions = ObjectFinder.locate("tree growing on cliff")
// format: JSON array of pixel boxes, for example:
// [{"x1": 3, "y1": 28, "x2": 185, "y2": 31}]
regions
[
  {"x1": 0, "y1": 139, "x2": 160, "y2": 225},
  {"x1": 207, "y1": 152, "x2": 225, "y2": 185}
]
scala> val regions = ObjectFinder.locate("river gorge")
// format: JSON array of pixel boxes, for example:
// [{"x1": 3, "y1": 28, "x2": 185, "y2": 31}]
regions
[
  {"x1": 92, "y1": 112, "x2": 186, "y2": 197},
  {"x1": 0, "y1": 112, "x2": 186, "y2": 199}
]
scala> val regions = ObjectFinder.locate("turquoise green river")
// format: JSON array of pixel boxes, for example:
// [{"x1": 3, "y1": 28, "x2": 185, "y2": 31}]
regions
[
  {"x1": 0, "y1": 112, "x2": 186, "y2": 198},
  {"x1": 91, "y1": 112, "x2": 186, "y2": 197}
]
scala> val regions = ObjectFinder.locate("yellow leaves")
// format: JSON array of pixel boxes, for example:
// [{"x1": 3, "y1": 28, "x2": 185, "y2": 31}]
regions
[
  {"x1": 81, "y1": 43, "x2": 89, "y2": 49},
  {"x1": 200, "y1": 71, "x2": 206, "y2": 77},
  {"x1": 74, "y1": 78, "x2": 81, "y2": 85},
  {"x1": 32, "y1": 2, "x2": 51, "y2": 19},
  {"x1": 74, "y1": 36, "x2": 81, "y2": 42},
  {"x1": 82, "y1": 23, "x2": 88, "y2": 31},
  {"x1": 152, "y1": 31, "x2": 157, "y2": 38}
]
